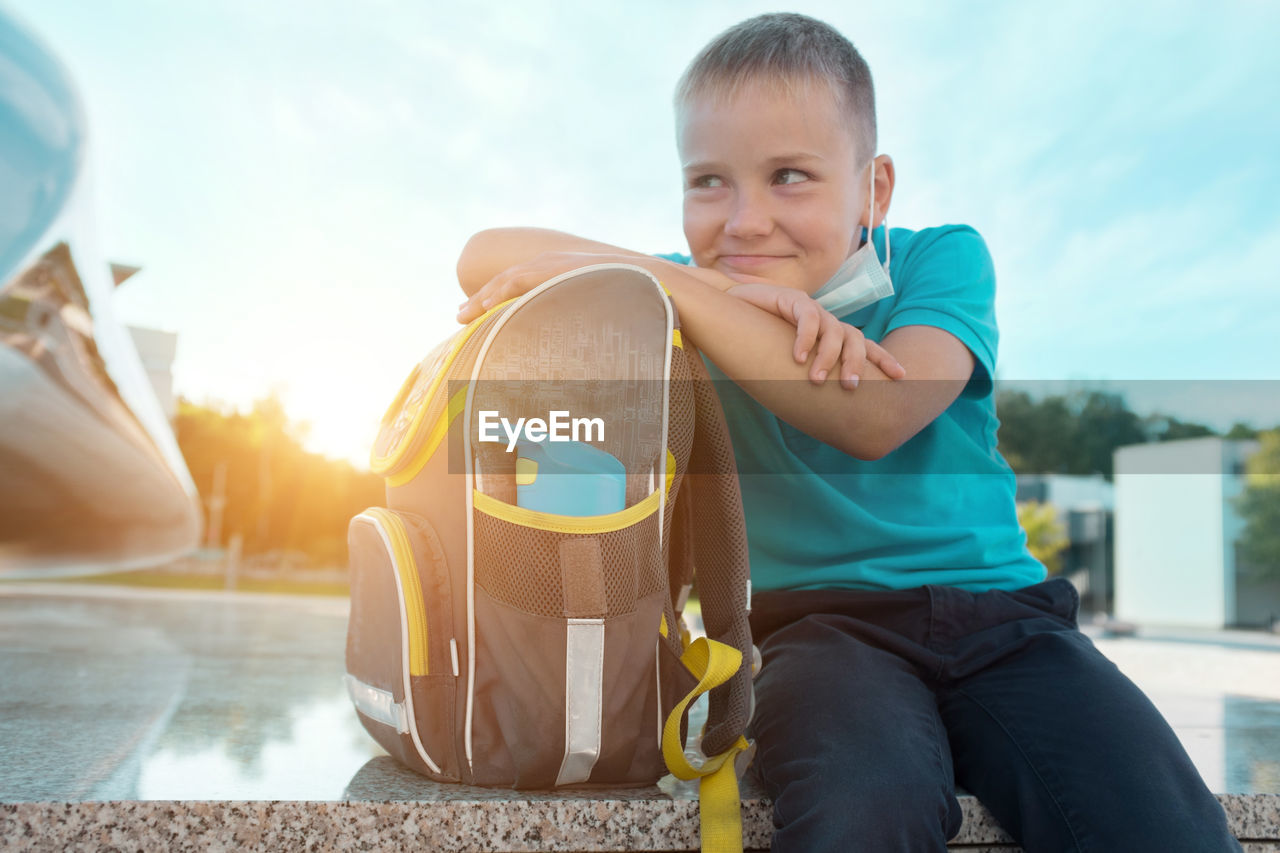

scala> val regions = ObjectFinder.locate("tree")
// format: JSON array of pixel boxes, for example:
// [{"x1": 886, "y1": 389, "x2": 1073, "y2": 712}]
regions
[
  {"x1": 1226, "y1": 422, "x2": 1260, "y2": 440},
  {"x1": 1074, "y1": 391, "x2": 1146, "y2": 477},
  {"x1": 997, "y1": 389, "x2": 1145, "y2": 478},
  {"x1": 1018, "y1": 501, "x2": 1069, "y2": 575},
  {"x1": 997, "y1": 390, "x2": 1078, "y2": 475},
  {"x1": 174, "y1": 395, "x2": 383, "y2": 566},
  {"x1": 1237, "y1": 430, "x2": 1280, "y2": 581},
  {"x1": 997, "y1": 389, "x2": 1219, "y2": 480}
]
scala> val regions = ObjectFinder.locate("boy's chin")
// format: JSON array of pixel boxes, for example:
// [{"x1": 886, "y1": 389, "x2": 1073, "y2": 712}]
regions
[
  {"x1": 724, "y1": 272, "x2": 815, "y2": 293},
  {"x1": 724, "y1": 272, "x2": 778, "y2": 286}
]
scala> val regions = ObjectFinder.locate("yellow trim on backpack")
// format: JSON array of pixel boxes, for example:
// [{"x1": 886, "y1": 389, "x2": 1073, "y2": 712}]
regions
[
  {"x1": 364, "y1": 508, "x2": 429, "y2": 676},
  {"x1": 672, "y1": 328, "x2": 683, "y2": 349},
  {"x1": 660, "y1": 636, "x2": 750, "y2": 853},
  {"x1": 473, "y1": 487, "x2": 662, "y2": 535},
  {"x1": 386, "y1": 386, "x2": 469, "y2": 489},
  {"x1": 371, "y1": 299, "x2": 511, "y2": 477},
  {"x1": 471, "y1": 445, "x2": 677, "y2": 534}
]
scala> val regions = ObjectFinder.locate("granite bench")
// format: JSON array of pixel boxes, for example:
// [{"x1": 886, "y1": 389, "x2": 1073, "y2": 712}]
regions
[
  {"x1": 3, "y1": 759, "x2": 1277, "y2": 852},
  {"x1": 3, "y1": 586, "x2": 1277, "y2": 851}
]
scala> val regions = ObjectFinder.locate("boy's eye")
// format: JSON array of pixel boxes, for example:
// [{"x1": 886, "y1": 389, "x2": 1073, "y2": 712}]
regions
[
  {"x1": 774, "y1": 168, "x2": 810, "y2": 186},
  {"x1": 690, "y1": 175, "x2": 725, "y2": 189}
]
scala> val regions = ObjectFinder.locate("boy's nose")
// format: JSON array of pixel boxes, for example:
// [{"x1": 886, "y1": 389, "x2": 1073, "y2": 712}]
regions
[{"x1": 724, "y1": 190, "x2": 773, "y2": 239}]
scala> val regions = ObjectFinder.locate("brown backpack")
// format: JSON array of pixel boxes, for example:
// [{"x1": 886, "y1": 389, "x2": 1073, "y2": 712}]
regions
[{"x1": 345, "y1": 264, "x2": 754, "y2": 849}]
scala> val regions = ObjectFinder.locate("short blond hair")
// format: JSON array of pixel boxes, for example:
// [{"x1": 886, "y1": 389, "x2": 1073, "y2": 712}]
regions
[{"x1": 675, "y1": 13, "x2": 877, "y2": 165}]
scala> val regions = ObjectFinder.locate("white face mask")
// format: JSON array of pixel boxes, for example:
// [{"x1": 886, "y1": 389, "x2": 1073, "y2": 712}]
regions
[{"x1": 811, "y1": 162, "x2": 893, "y2": 317}]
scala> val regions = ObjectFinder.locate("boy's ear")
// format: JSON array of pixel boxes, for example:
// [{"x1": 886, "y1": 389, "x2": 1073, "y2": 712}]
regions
[{"x1": 868, "y1": 155, "x2": 896, "y2": 230}]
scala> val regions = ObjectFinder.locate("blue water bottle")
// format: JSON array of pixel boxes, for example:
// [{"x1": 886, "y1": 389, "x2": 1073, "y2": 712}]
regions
[{"x1": 515, "y1": 440, "x2": 626, "y2": 516}]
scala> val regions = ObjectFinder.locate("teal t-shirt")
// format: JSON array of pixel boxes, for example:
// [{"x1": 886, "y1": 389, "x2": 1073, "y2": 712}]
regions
[{"x1": 660, "y1": 224, "x2": 1046, "y2": 593}]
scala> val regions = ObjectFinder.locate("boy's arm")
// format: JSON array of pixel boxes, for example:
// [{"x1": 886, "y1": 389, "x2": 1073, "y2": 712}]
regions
[
  {"x1": 456, "y1": 227, "x2": 733, "y2": 297},
  {"x1": 657, "y1": 264, "x2": 973, "y2": 461},
  {"x1": 458, "y1": 239, "x2": 971, "y2": 461}
]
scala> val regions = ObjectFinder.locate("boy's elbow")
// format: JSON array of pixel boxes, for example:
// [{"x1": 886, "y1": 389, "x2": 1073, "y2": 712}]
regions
[
  {"x1": 457, "y1": 229, "x2": 492, "y2": 268},
  {"x1": 456, "y1": 229, "x2": 500, "y2": 296},
  {"x1": 833, "y1": 423, "x2": 909, "y2": 462},
  {"x1": 844, "y1": 438, "x2": 893, "y2": 462}
]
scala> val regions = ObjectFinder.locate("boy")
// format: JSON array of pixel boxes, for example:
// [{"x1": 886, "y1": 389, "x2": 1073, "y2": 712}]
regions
[{"x1": 456, "y1": 13, "x2": 1240, "y2": 852}]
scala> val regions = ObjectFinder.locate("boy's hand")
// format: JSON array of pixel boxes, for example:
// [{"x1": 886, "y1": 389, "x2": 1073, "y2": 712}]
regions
[
  {"x1": 726, "y1": 283, "x2": 906, "y2": 389},
  {"x1": 457, "y1": 251, "x2": 619, "y2": 323}
]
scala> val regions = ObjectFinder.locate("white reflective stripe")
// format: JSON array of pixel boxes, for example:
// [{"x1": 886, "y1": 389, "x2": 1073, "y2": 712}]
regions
[
  {"x1": 657, "y1": 277, "x2": 673, "y2": 552},
  {"x1": 745, "y1": 579, "x2": 752, "y2": 612},
  {"x1": 450, "y1": 638, "x2": 460, "y2": 678},
  {"x1": 345, "y1": 674, "x2": 409, "y2": 734},
  {"x1": 654, "y1": 638, "x2": 663, "y2": 749},
  {"x1": 676, "y1": 583, "x2": 692, "y2": 612},
  {"x1": 555, "y1": 618, "x2": 605, "y2": 786}
]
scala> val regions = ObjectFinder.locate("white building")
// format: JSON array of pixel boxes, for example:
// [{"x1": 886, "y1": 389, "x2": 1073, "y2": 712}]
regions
[
  {"x1": 1114, "y1": 436, "x2": 1280, "y2": 628},
  {"x1": 112, "y1": 263, "x2": 178, "y2": 424},
  {"x1": 127, "y1": 325, "x2": 178, "y2": 422},
  {"x1": 1016, "y1": 474, "x2": 1114, "y2": 614}
]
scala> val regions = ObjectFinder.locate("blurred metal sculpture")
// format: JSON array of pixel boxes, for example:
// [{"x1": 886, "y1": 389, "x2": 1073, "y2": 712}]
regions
[{"x1": 1, "y1": 9, "x2": 201, "y2": 574}]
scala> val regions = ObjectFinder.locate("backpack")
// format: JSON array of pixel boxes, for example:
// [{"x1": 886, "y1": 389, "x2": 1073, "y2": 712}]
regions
[{"x1": 345, "y1": 263, "x2": 755, "y2": 851}]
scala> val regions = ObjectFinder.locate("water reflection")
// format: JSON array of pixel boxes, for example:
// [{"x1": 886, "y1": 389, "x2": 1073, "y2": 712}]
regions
[
  {"x1": 1225, "y1": 695, "x2": 1280, "y2": 793},
  {"x1": 1, "y1": 588, "x2": 1278, "y2": 802},
  {"x1": 0, "y1": 589, "x2": 378, "y2": 801},
  {"x1": 138, "y1": 694, "x2": 376, "y2": 800}
]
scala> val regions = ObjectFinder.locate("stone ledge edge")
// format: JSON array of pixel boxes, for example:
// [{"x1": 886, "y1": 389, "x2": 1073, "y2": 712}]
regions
[{"x1": 0, "y1": 794, "x2": 1275, "y2": 852}]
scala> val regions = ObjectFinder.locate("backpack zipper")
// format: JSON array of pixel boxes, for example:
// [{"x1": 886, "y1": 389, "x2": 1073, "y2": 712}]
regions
[{"x1": 367, "y1": 507, "x2": 429, "y2": 676}]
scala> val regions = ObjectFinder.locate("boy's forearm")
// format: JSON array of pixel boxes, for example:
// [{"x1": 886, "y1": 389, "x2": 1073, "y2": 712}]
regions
[
  {"x1": 456, "y1": 227, "x2": 737, "y2": 297},
  {"x1": 457, "y1": 228, "x2": 646, "y2": 297},
  {"x1": 648, "y1": 262, "x2": 909, "y2": 460}
]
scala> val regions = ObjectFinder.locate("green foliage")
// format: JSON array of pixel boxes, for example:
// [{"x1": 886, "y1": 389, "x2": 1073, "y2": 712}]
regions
[
  {"x1": 1226, "y1": 422, "x2": 1260, "y2": 440},
  {"x1": 1237, "y1": 430, "x2": 1280, "y2": 581},
  {"x1": 174, "y1": 395, "x2": 383, "y2": 565},
  {"x1": 1017, "y1": 501, "x2": 1069, "y2": 575},
  {"x1": 996, "y1": 389, "x2": 1218, "y2": 479}
]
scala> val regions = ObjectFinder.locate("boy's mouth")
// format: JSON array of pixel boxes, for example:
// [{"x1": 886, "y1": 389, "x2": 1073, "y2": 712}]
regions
[{"x1": 719, "y1": 254, "x2": 791, "y2": 271}]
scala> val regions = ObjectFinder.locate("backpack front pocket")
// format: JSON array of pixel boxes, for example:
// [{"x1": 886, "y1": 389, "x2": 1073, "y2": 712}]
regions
[
  {"x1": 466, "y1": 493, "x2": 674, "y2": 788},
  {"x1": 346, "y1": 507, "x2": 460, "y2": 782}
]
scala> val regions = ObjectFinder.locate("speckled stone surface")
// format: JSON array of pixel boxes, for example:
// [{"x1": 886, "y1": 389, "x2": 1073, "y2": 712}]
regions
[
  {"x1": 1227, "y1": 794, "x2": 1280, "y2": 842},
  {"x1": 2, "y1": 787, "x2": 1276, "y2": 851}
]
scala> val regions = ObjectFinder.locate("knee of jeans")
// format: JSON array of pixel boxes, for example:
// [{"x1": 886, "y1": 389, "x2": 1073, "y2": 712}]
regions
[{"x1": 769, "y1": 761, "x2": 961, "y2": 845}]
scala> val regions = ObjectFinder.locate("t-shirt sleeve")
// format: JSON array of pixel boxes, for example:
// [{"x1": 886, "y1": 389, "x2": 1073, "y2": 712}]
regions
[
  {"x1": 883, "y1": 226, "x2": 998, "y2": 398},
  {"x1": 653, "y1": 251, "x2": 692, "y2": 265}
]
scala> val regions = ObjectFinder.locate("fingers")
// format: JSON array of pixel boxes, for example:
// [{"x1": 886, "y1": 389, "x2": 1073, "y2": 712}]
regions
[
  {"x1": 789, "y1": 298, "x2": 821, "y2": 363},
  {"x1": 457, "y1": 268, "x2": 529, "y2": 322},
  {"x1": 836, "y1": 325, "x2": 867, "y2": 389},
  {"x1": 808, "y1": 312, "x2": 847, "y2": 384},
  {"x1": 866, "y1": 340, "x2": 907, "y2": 380},
  {"x1": 456, "y1": 278, "x2": 498, "y2": 323}
]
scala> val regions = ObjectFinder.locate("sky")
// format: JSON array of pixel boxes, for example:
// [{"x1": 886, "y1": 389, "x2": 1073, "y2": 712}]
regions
[{"x1": 7, "y1": 0, "x2": 1280, "y2": 465}]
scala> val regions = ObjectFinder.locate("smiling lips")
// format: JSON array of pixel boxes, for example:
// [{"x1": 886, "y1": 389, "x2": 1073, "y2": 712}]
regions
[{"x1": 719, "y1": 254, "x2": 792, "y2": 270}]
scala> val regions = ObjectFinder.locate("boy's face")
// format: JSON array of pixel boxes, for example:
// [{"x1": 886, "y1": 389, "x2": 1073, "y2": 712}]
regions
[{"x1": 678, "y1": 78, "x2": 869, "y2": 294}]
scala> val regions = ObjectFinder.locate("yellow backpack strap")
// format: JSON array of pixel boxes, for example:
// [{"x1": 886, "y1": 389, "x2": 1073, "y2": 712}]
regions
[
  {"x1": 661, "y1": 636, "x2": 752, "y2": 853},
  {"x1": 683, "y1": 343, "x2": 753, "y2": 759}
]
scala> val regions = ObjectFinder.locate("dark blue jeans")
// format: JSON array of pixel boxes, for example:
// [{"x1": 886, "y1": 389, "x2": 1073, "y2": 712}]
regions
[{"x1": 746, "y1": 577, "x2": 1241, "y2": 852}]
